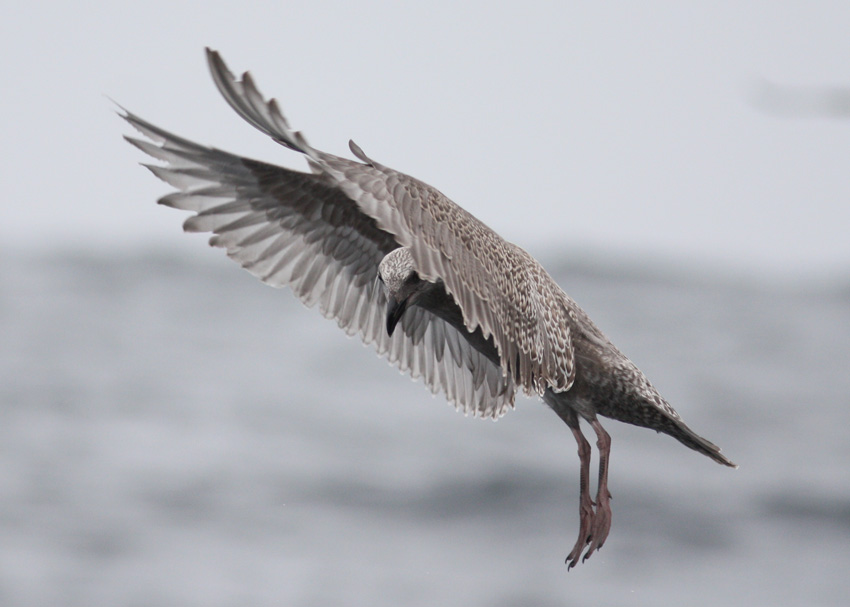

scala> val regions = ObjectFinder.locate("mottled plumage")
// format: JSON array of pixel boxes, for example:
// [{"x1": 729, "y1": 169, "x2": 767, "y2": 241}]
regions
[{"x1": 122, "y1": 49, "x2": 736, "y2": 568}]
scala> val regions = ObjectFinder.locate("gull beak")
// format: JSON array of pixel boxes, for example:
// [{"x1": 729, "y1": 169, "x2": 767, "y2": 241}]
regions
[{"x1": 385, "y1": 296, "x2": 408, "y2": 336}]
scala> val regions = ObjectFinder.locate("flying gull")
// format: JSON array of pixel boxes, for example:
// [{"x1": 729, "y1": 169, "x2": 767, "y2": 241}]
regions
[{"x1": 122, "y1": 49, "x2": 736, "y2": 568}]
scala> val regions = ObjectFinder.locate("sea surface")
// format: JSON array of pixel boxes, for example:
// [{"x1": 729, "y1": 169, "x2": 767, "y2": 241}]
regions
[{"x1": 2, "y1": 248, "x2": 849, "y2": 606}]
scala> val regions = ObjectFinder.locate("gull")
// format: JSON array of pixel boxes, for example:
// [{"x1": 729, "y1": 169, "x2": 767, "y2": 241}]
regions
[{"x1": 122, "y1": 48, "x2": 736, "y2": 568}]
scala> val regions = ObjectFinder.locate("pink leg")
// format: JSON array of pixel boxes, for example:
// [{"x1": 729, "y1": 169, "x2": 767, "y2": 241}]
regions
[
  {"x1": 583, "y1": 419, "x2": 612, "y2": 562},
  {"x1": 554, "y1": 407, "x2": 595, "y2": 569},
  {"x1": 566, "y1": 422, "x2": 594, "y2": 569}
]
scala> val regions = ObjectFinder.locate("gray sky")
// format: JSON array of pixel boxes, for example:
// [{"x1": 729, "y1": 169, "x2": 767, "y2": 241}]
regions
[{"x1": 3, "y1": 1, "x2": 849, "y2": 280}]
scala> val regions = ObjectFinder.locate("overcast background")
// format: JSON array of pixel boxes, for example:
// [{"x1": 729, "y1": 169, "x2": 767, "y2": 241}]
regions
[
  {"x1": 3, "y1": 0, "x2": 849, "y2": 279},
  {"x1": 3, "y1": 2, "x2": 850, "y2": 606}
]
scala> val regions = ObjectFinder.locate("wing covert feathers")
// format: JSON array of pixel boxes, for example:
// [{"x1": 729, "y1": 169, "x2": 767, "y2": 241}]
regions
[
  {"x1": 202, "y1": 49, "x2": 576, "y2": 397},
  {"x1": 122, "y1": 106, "x2": 516, "y2": 419}
]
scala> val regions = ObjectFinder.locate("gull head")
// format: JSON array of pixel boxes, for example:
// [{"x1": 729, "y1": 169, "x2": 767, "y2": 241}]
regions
[{"x1": 378, "y1": 247, "x2": 425, "y2": 336}]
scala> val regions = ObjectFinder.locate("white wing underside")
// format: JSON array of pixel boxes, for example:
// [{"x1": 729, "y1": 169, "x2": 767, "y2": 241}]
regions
[
  {"x1": 124, "y1": 112, "x2": 516, "y2": 419},
  {"x1": 199, "y1": 49, "x2": 576, "y2": 398}
]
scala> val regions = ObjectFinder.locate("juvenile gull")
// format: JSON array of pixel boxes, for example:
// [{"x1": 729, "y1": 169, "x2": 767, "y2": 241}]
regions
[{"x1": 122, "y1": 49, "x2": 737, "y2": 568}]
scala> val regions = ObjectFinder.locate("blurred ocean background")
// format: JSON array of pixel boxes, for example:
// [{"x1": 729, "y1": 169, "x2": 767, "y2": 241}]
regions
[
  {"x1": 2, "y1": 247, "x2": 848, "y2": 606},
  {"x1": 3, "y1": 3, "x2": 850, "y2": 604}
]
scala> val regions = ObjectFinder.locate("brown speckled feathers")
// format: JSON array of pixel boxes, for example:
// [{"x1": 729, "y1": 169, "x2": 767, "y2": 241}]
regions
[{"x1": 123, "y1": 49, "x2": 735, "y2": 568}]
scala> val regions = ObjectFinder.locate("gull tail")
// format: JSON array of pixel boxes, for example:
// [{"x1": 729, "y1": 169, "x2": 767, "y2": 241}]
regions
[{"x1": 667, "y1": 421, "x2": 738, "y2": 468}]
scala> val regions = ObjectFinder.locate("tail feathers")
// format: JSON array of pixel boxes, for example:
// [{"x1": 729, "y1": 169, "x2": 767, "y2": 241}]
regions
[{"x1": 670, "y1": 422, "x2": 738, "y2": 468}]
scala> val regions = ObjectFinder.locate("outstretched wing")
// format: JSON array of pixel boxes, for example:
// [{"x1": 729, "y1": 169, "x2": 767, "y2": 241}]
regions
[
  {"x1": 123, "y1": 110, "x2": 515, "y2": 418},
  {"x1": 204, "y1": 48, "x2": 575, "y2": 397}
]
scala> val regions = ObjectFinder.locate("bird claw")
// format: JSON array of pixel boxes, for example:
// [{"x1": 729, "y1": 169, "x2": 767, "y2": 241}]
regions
[
  {"x1": 566, "y1": 492, "x2": 612, "y2": 568},
  {"x1": 565, "y1": 497, "x2": 595, "y2": 569},
  {"x1": 565, "y1": 535, "x2": 589, "y2": 570}
]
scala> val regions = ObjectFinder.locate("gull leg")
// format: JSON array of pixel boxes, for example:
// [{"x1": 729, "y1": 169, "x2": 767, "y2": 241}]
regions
[
  {"x1": 555, "y1": 407, "x2": 595, "y2": 569},
  {"x1": 583, "y1": 418, "x2": 612, "y2": 562}
]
